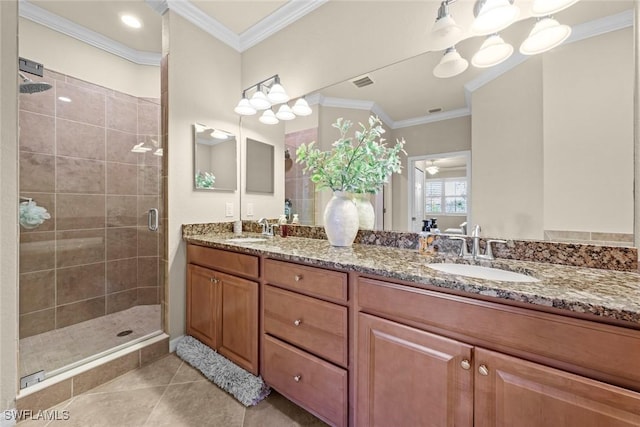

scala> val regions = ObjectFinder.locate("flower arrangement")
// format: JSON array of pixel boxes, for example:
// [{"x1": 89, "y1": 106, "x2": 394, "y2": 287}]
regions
[
  {"x1": 295, "y1": 115, "x2": 406, "y2": 194},
  {"x1": 195, "y1": 171, "x2": 216, "y2": 189}
]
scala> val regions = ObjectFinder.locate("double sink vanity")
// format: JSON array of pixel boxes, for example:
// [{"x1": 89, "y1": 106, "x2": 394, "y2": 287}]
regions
[{"x1": 183, "y1": 225, "x2": 640, "y2": 426}]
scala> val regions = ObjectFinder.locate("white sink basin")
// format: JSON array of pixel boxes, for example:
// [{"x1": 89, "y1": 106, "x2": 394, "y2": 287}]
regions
[
  {"x1": 225, "y1": 237, "x2": 268, "y2": 243},
  {"x1": 427, "y1": 263, "x2": 539, "y2": 283}
]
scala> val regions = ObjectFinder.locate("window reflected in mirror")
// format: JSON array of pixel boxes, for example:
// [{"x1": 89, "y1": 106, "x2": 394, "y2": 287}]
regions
[{"x1": 193, "y1": 123, "x2": 237, "y2": 191}]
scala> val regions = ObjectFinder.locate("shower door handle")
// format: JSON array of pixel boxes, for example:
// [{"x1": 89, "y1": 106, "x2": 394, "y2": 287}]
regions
[{"x1": 148, "y1": 208, "x2": 159, "y2": 232}]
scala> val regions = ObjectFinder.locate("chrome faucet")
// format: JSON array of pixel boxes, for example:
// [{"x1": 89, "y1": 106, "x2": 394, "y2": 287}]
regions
[
  {"x1": 471, "y1": 224, "x2": 482, "y2": 259},
  {"x1": 450, "y1": 224, "x2": 506, "y2": 261},
  {"x1": 256, "y1": 217, "x2": 273, "y2": 236}
]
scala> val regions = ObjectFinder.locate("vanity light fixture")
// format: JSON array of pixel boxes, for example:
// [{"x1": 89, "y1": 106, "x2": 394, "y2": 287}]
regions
[
  {"x1": 131, "y1": 142, "x2": 152, "y2": 153},
  {"x1": 520, "y1": 16, "x2": 571, "y2": 55},
  {"x1": 259, "y1": 109, "x2": 279, "y2": 125},
  {"x1": 531, "y1": 0, "x2": 580, "y2": 16},
  {"x1": 471, "y1": 0, "x2": 519, "y2": 36},
  {"x1": 425, "y1": 160, "x2": 440, "y2": 175},
  {"x1": 430, "y1": 0, "x2": 464, "y2": 51},
  {"x1": 211, "y1": 129, "x2": 231, "y2": 140},
  {"x1": 471, "y1": 33, "x2": 513, "y2": 68},
  {"x1": 153, "y1": 148, "x2": 163, "y2": 156},
  {"x1": 433, "y1": 46, "x2": 468, "y2": 78},
  {"x1": 235, "y1": 74, "x2": 311, "y2": 124}
]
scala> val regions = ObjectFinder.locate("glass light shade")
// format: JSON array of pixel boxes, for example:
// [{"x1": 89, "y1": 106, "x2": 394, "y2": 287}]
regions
[
  {"x1": 520, "y1": 17, "x2": 571, "y2": 55},
  {"x1": 471, "y1": 34, "x2": 514, "y2": 68},
  {"x1": 430, "y1": 15, "x2": 464, "y2": 51},
  {"x1": 433, "y1": 47, "x2": 469, "y2": 78},
  {"x1": 131, "y1": 142, "x2": 152, "y2": 153},
  {"x1": 234, "y1": 98, "x2": 257, "y2": 116},
  {"x1": 267, "y1": 83, "x2": 289, "y2": 104},
  {"x1": 275, "y1": 104, "x2": 296, "y2": 121},
  {"x1": 211, "y1": 129, "x2": 230, "y2": 140},
  {"x1": 471, "y1": 0, "x2": 520, "y2": 35},
  {"x1": 426, "y1": 165, "x2": 439, "y2": 175},
  {"x1": 531, "y1": 0, "x2": 579, "y2": 16},
  {"x1": 259, "y1": 109, "x2": 279, "y2": 125},
  {"x1": 249, "y1": 90, "x2": 271, "y2": 110},
  {"x1": 291, "y1": 98, "x2": 312, "y2": 116},
  {"x1": 153, "y1": 148, "x2": 163, "y2": 156}
]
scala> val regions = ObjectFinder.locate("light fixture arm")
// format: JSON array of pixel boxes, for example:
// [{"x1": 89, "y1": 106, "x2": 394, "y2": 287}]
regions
[
  {"x1": 473, "y1": 0, "x2": 515, "y2": 18},
  {"x1": 436, "y1": 0, "x2": 458, "y2": 20},
  {"x1": 240, "y1": 74, "x2": 281, "y2": 97}
]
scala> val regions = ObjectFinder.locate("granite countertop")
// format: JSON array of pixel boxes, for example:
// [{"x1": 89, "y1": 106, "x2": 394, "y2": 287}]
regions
[{"x1": 184, "y1": 232, "x2": 640, "y2": 327}]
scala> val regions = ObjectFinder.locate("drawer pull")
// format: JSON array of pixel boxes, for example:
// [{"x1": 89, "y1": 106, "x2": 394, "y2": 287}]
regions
[
  {"x1": 293, "y1": 375, "x2": 301, "y2": 382},
  {"x1": 460, "y1": 359, "x2": 471, "y2": 370},
  {"x1": 294, "y1": 274, "x2": 303, "y2": 281},
  {"x1": 478, "y1": 365, "x2": 489, "y2": 376},
  {"x1": 293, "y1": 319, "x2": 302, "y2": 326}
]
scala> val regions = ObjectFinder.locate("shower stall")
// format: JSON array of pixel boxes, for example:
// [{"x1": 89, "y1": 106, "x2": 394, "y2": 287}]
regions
[{"x1": 17, "y1": 61, "x2": 164, "y2": 387}]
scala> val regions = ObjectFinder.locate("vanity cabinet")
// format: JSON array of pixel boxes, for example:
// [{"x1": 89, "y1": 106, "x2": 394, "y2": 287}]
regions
[
  {"x1": 186, "y1": 244, "x2": 259, "y2": 374},
  {"x1": 262, "y1": 259, "x2": 349, "y2": 427},
  {"x1": 356, "y1": 277, "x2": 640, "y2": 427}
]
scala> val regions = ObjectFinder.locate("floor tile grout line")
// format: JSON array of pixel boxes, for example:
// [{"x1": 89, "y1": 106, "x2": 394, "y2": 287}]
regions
[{"x1": 140, "y1": 360, "x2": 181, "y2": 427}]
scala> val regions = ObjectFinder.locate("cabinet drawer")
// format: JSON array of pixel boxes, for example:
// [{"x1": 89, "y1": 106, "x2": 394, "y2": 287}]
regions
[
  {"x1": 264, "y1": 285, "x2": 347, "y2": 367},
  {"x1": 263, "y1": 335, "x2": 347, "y2": 427},
  {"x1": 187, "y1": 244, "x2": 258, "y2": 278},
  {"x1": 358, "y1": 277, "x2": 640, "y2": 391},
  {"x1": 264, "y1": 259, "x2": 347, "y2": 303}
]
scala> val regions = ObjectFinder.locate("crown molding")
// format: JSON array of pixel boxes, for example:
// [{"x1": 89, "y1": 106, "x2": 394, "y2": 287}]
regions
[
  {"x1": 393, "y1": 108, "x2": 471, "y2": 129},
  {"x1": 19, "y1": 0, "x2": 161, "y2": 66},
  {"x1": 239, "y1": 0, "x2": 329, "y2": 51},
  {"x1": 167, "y1": 0, "x2": 241, "y2": 51},
  {"x1": 145, "y1": 0, "x2": 169, "y2": 16}
]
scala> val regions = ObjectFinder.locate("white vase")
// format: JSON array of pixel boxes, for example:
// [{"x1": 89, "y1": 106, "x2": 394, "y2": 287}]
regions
[
  {"x1": 353, "y1": 193, "x2": 375, "y2": 230},
  {"x1": 323, "y1": 191, "x2": 359, "y2": 246}
]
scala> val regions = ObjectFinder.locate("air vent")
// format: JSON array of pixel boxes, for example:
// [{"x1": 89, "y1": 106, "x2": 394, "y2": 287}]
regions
[
  {"x1": 428, "y1": 108, "x2": 443, "y2": 114},
  {"x1": 351, "y1": 75, "x2": 374, "y2": 88}
]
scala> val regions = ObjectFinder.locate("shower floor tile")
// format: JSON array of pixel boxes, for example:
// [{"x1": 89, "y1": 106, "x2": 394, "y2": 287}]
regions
[{"x1": 20, "y1": 305, "x2": 161, "y2": 379}]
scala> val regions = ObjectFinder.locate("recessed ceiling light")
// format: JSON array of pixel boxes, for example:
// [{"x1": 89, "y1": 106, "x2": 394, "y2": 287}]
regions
[
  {"x1": 121, "y1": 14, "x2": 142, "y2": 29},
  {"x1": 58, "y1": 96, "x2": 71, "y2": 103}
]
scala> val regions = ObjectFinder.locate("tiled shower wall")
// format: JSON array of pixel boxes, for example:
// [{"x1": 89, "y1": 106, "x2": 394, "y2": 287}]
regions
[
  {"x1": 19, "y1": 69, "x2": 162, "y2": 339},
  {"x1": 284, "y1": 128, "x2": 317, "y2": 225}
]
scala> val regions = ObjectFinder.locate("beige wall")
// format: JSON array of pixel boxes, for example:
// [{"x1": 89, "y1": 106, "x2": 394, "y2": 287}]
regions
[
  {"x1": 543, "y1": 28, "x2": 633, "y2": 234},
  {"x1": 1, "y1": 0, "x2": 19, "y2": 415},
  {"x1": 472, "y1": 57, "x2": 544, "y2": 240},
  {"x1": 19, "y1": 18, "x2": 159, "y2": 98},
  {"x1": 391, "y1": 116, "x2": 471, "y2": 231},
  {"x1": 165, "y1": 11, "x2": 242, "y2": 339}
]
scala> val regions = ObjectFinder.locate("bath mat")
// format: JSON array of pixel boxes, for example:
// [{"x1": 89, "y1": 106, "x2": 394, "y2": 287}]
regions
[{"x1": 176, "y1": 336, "x2": 270, "y2": 406}]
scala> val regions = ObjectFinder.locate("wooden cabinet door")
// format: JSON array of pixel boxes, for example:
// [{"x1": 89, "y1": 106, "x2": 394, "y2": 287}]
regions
[
  {"x1": 186, "y1": 264, "x2": 220, "y2": 349},
  {"x1": 474, "y1": 347, "x2": 640, "y2": 427},
  {"x1": 218, "y1": 271, "x2": 259, "y2": 375},
  {"x1": 357, "y1": 313, "x2": 473, "y2": 427}
]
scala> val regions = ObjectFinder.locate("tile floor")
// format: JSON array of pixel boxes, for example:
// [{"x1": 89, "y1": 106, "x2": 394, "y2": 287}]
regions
[
  {"x1": 20, "y1": 305, "x2": 162, "y2": 378},
  {"x1": 17, "y1": 353, "x2": 328, "y2": 427}
]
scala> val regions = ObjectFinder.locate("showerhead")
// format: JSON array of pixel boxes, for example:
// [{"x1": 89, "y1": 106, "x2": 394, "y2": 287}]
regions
[{"x1": 19, "y1": 72, "x2": 52, "y2": 94}]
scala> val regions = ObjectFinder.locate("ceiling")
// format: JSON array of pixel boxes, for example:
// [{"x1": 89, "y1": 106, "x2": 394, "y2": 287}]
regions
[{"x1": 20, "y1": 0, "x2": 635, "y2": 125}]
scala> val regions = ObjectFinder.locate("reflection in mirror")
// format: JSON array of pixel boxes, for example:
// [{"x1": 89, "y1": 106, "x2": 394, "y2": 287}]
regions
[
  {"x1": 246, "y1": 138, "x2": 274, "y2": 194},
  {"x1": 193, "y1": 123, "x2": 237, "y2": 191},
  {"x1": 283, "y1": 1, "x2": 634, "y2": 245}
]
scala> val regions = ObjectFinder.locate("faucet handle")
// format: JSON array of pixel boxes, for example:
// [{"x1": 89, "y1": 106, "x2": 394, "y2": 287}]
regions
[
  {"x1": 480, "y1": 239, "x2": 507, "y2": 260},
  {"x1": 471, "y1": 224, "x2": 481, "y2": 237},
  {"x1": 448, "y1": 236, "x2": 471, "y2": 258}
]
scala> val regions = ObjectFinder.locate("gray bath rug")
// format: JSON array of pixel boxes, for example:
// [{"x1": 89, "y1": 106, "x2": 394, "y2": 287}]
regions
[{"x1": 176, "y1": 335, "x2": 270, "y2": 406}]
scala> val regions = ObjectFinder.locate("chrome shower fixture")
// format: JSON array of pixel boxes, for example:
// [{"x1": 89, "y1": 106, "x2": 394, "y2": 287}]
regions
[{"x1": 19, "y1": 72, "x2": 52, "y2": 94}]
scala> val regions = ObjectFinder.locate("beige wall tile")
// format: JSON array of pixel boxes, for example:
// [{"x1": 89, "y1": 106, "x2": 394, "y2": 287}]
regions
[
  {"x1": 106, "y1": 129, "x2": 138, "y2": 164},
  {"x1": 57, "y1": 263, "x2": 106, "y2": 305},
  {"x1": 19, "y1": 309, "x2": 55, "y2": 338},
  {"x1": 106, "y1": 258, "x2": 137, "y2": 293},
  {"x1": 18, "y1": 76, "x2": 56, "y2": 116},
  {"x1": 20, "y1": 152, "x2": 55, "y2": 193},
  {"x1": 139, "y1": 337, "x2": 169, "y2": 366},
  {"x1": 107, "y1": 96, "x2": 137, "y2": 133},
  {"x1": 107, "y1": 195, "x2": 137, "y2": 227},
  {"x1": 55, "y1": 81, "x2": 105, "y2": 127},
  {"x1": 17, "y1": 379, "x2": 72, "y2": 413},
  {"x1": 72, "y1": 351, "x2": 139, "y2": 395},
  {"x1": 56, "y1": 194, "x2": 105, "y2": 230},
  {"x1": 19, "y1": 192, "x2": 55, "y2": 233},
  {"x1": 56, "y1": 297, "x2": 105, "y2": 328},
  {"x1": 106, "y1": 289, "x2": 137, "y2": 314},
  {"x1": 19, "y1": 110, "x2": 55, "y2": 155},
  {"x1": 56, "y1": 118, "x2": 105, "y2": 161},
  {"x1": 20, "y1": 232, "x2": 55, "y2": 273},
  {"x1": 107, "y1": 162, "x2": 138, "y2": 195},
  {"x1": 137, "y1": 227, "x2": 158, "y2": 257},
  {"x1": 138, "y1": 256, "x2": 158, "y2": 287},
  {"x1": 56, "y1": 229, "x2": 105, "y2": 268},
  {"x1": 56, "y1": 157, "x2": 105, "y2": 194},
  {"x1": 106, "y1": 227, "x2": 137, "y2": 260},
  {"x1": 138, "y1": 165, "x2": 160, "y2": 195},
  {"x1": 137, "y1": 287, "x2": 159, "y2": 305},
  {"x1": 19, "y1": 270, "x2": 55, "y2": 314},
  {"x1": 137, "y1": 195, "x2": 159, "y2": 227},
  {"x1": 137, "y1": 102, "x2": 159, "y2": 135},
  {"x1": 65, "y1": 76, "x2": 112, "y2": 96}
]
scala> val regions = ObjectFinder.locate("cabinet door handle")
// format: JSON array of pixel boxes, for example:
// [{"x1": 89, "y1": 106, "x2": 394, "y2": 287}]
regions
[
  {"x1": 294, "y1": 274, "x2": 303, "y2": 282},
  {"x1": 478, "y1": 365, "x2": 489, "y2": 376},
  {"x1": 460, "y1": 359, "x2": 471, "y2": 370},
  {"x1": 293, "y1": 375, "x2": 301, "y2": 382},
  {"x1": 293, "y1": 319, "x2": 302, "y2": 326}
]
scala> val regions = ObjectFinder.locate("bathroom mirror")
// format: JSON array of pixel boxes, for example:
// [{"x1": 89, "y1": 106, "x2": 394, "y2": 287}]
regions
[
  {"x1": 193, "y1": 123, "x2": 237, "y2": 191},
  {"x1": 280, "y1": 1, "x2": 635, "y2": 245},
  {"x1": 245, "y1": 138, "x2": 275, "y2": 194}
]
